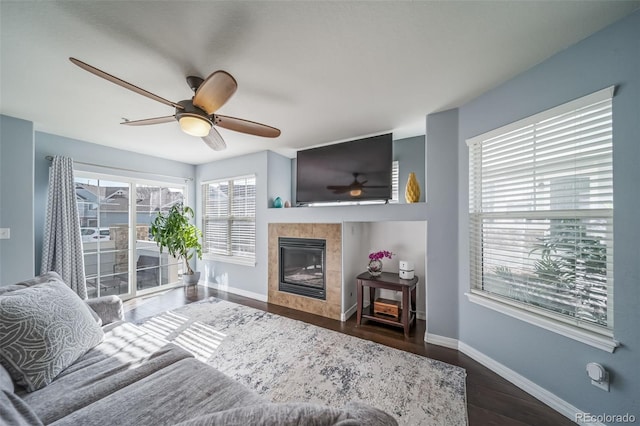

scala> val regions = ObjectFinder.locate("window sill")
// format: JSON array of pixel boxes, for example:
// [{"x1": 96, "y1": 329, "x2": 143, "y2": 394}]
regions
[
  {"x1": 465, "y1": 291, "x2": 620, "y2": 353},
  {"x1": 202, "y1": 253, "x2": 256, "y2": 267}
]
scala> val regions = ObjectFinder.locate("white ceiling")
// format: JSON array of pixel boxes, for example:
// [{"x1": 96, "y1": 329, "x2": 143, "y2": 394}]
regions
[{"x1": 1, "y1": 1, "x2": 638, "y2": 165}]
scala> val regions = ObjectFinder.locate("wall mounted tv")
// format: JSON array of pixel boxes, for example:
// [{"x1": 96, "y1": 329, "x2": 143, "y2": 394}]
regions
[{"x1": 296, "y1": 133, "x2": 393, "y2": 204}]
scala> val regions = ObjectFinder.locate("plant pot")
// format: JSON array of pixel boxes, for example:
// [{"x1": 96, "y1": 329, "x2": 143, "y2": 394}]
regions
[
  {"x1": 182, "y1": 271, "x2": 201, "y2": 286},
  {"x1": 367, "y1": 259, "x2": 383, "y2": 277}
]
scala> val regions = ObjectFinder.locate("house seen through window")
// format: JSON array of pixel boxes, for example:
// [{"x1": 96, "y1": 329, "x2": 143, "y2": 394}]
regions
[{"x1": 75, "y1": 172, "x2": 186, "y2": 298}]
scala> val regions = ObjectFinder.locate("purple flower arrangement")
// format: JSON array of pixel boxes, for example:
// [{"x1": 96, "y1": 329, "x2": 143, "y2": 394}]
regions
[{"x1": 368, "y1": 250, "x2": 394, "y2": 261}]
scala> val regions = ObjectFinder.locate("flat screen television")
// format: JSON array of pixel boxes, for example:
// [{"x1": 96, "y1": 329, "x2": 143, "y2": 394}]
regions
[{"x1": 296, "y1": 133, "x2": 393, "y2": 204}]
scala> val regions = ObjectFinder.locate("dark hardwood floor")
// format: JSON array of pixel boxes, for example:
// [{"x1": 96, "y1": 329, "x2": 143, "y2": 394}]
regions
[{"x1": 124, "y1": 285, "x2": 575, "y2": 426}]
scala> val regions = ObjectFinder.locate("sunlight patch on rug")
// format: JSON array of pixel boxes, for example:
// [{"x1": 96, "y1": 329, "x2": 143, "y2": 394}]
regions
[
  {"x1": 138, "y1": 311, "x2": 226, "y2": 360},
  {"x1": 136, "y1": 297, "x2": 468, "y2": 425}
]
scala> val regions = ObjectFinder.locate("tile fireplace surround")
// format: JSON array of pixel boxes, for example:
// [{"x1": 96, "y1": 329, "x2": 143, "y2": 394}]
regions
[{"x1": 268, "y1": 223, "x2": 342, "y2": 320}]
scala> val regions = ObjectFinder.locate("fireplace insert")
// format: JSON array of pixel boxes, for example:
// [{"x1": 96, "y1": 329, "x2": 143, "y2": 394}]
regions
[{"x1": 279, "y1": 237, "x2": 326, "y2": 300}]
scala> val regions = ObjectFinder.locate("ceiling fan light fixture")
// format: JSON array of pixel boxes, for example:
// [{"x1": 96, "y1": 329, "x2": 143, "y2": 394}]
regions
[
  {"x1": 350, "y1": 188, "x2": 363, "y2": 197},
  {"x1": 69, "y1": 58, "x2": 279, "y2": 151},
  {"x1": 179, "y1": 114, "x2": 212, "y2": 137}
]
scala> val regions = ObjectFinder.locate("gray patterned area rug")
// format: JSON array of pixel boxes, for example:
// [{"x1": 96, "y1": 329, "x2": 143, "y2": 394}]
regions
[{"x1": 135, "y1": 297, "x2": 468, "y2": 425}]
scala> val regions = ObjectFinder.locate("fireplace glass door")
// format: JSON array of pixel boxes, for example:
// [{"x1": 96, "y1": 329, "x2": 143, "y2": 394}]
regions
[{"x1": 279, "y1": 237, "x2": 326, "y2": 300}]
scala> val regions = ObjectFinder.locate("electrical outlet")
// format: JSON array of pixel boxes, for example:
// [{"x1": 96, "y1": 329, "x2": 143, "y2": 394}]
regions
[
  {"x1": 591, "y1": 374, "x2": 610, "y2": 392},
  {"x1": 0, "y1": 228, "x2": 10, "y2": 239},
  {"x1": 586, "y1": 362, "x2": 610, "y2": 392}
]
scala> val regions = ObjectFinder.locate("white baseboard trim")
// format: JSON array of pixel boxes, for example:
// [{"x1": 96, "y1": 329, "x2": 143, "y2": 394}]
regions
[
  {"x1": 425, "y1": 333, "x2": 459, "y2": 350},
  {"x1": 204, "y1": 282, "x2": 268, "y2": 302},
  {"x1": 342, "y1": 303, "x2": 358, "y2": 322},
  {"x1": 458, "y1": 342, "x2": 594, "y2": 425}
]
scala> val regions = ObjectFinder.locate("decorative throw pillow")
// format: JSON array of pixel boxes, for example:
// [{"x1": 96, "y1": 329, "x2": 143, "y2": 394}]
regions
[{"x1": 0, "y1": 279, "x2": 104, "y2": 392}]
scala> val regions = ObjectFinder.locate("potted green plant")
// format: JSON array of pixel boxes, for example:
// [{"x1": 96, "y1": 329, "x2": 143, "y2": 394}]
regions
[{"x1": 150, "y1": 203, "x2": 203, "y2": 286}]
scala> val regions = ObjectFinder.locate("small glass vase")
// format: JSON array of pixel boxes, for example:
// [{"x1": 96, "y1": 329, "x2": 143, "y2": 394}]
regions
[{"x1": 367, "y1": 259, "x2": 383, "y2": 277}]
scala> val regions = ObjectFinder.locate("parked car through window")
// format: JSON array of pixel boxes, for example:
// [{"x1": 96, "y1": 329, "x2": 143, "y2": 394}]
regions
[{"x1": 80, "y1": 228, "x2": 110, "y2": 242}]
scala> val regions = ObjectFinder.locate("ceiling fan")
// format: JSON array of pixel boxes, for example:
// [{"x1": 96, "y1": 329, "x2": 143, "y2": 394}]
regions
[
  {"x1": 69, "y1": 57, "x2": 281, "y2": 151},
  {"x1": 326, "y1": 173, "x2": 389, "y2": 197}
]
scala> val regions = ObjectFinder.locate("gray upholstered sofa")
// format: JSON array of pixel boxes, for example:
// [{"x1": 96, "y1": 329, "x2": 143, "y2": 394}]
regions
[{"x1": 0, "y1": 273, "x2": 397, "y2": 426}]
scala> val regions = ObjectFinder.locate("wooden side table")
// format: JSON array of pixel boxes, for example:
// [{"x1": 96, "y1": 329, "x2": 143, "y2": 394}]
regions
[{"x1": 356, "y1": 271, "x2": 418, "y2": 337}]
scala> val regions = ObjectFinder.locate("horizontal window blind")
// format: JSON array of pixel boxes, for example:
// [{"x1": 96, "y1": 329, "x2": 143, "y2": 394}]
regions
[
  {"x1": 468, "y1": 87, "x2": 614, "y2": 334},
  {"x1": 202, "y1": 175, "x2": 256, "y2": 261},
  {"x1": 390, "y1": 160, "x2": 399, "y2": 203}
]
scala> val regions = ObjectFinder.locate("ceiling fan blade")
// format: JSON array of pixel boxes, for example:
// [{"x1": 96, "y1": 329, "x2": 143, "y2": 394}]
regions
[
  {"x1": 213, "y1": 115, "x2": 281, "y2": 138},
  {"x1": 362, "y1": 185, "x2": 390, "y2": 189},
  {"x1": 120, "y1": 116, "x2": 176, "y2": 126},
  {"x1": 193, "y1": 70, "x2": 237, "y2": 115},
  {"x1": 201, "y1": 127, "x2": 227, "y2": 151},
  {"x1": 69, "y1": 57, "x2": 183, "y2": 110}
]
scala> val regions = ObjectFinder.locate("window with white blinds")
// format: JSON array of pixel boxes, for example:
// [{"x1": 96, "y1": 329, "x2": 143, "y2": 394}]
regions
[
  {"x1": 202, "y1": 175, "x2": 256, "y2": 264},
  {"x1": 390, "y1": 160, "x2": 399, "y2": 203},
  {"x1": 467, "y1": 86, "x2": 615, "y2": 341}
]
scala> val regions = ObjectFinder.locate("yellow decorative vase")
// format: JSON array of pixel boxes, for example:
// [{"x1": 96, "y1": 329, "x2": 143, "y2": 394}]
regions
[{"x1": 405, "y1": 172, "x2": 421, "y2": 203}]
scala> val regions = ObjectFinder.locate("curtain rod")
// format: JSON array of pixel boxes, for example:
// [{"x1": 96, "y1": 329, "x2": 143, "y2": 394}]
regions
[{"x1": 45, "y1": 155, "x2": 194, "y2": 182}]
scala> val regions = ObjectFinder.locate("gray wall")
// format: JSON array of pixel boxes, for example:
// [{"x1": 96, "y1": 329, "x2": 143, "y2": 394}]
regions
[
  {"x1": 393, "y1": 135, "x2": 426, "y2": 203},
  {"x1": 0, "y1": 115, "x2": 35, "y2": 284},
  {"x1": 267, "y1": 151, "x2": 293, "y2": 208},
  {"x1": 457, "y1": 10, "x2": 639, "y2": 417},
  {"x1": 34, "y1": 132, "x2": 196, "y2": 275},
  {"x1": 0, "y1": 125, "x2": 197, "y2": 283},
  {"x1": 425, "y1": 109, "x2": 458, "y2": 339}
]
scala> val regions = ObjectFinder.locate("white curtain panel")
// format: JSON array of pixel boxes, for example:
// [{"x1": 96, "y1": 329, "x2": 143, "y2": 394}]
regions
[{"x1": 41, "y1": 156, "x2": 87, "y2": 299}]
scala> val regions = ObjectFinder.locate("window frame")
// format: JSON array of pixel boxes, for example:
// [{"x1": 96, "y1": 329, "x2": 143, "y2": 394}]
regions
[
  {"x1": 390, "y1": 160, "x2": 399, "y2": 203},
  {"x1": 201, "y1": 174, "x2": 257, "y2": 266},
  {"x1": 75, "y1": 170, "x2": 188, "y2": 300},
  {"x1": 465, "y1": 86, "x2": 619, "y2": 352}
]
